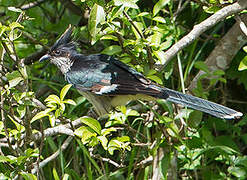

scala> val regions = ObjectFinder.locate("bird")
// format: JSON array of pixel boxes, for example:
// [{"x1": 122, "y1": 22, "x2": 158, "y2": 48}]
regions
[{"x1": 39, "y1": 26, "x2": 243, "y2": 119}]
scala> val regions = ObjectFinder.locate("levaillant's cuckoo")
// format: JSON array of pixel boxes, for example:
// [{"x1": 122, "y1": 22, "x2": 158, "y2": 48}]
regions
[{"x1": 39, "y1": 26, "x2": 243, "y2": 119}]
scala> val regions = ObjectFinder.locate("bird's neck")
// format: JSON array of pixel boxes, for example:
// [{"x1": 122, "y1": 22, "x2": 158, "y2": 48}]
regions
[{"x1": 51, "y1": 57, "x2": 74, "y2": 74}]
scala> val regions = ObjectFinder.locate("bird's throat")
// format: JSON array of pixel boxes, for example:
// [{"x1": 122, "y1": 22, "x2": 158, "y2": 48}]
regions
[{"x1": 51, "y1": 57, "x2": 73, "y2": 74}]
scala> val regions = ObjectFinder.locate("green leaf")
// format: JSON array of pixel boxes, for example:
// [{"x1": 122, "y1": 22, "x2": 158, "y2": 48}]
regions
[
  {"x1": 25, "y1": 148, "x2": 39, "y2": 157},
  {"x1": 228, "y1": 166, "x2": 246, "y2": 178},
  {"x1": 147, "y1": 32, "x2": 162, "y2": 47},
  {"x1": 6, "y1": 71, "x2": 23, "y2": 88},
  {"x1": 147, "y1": 75, "x2": 163, "y2": 84},
  {"x1": 17, "y1": 105, "x2": 26, "y2": 118},
  {"x1": 131, "y1": 21, "x2": 143, "y2": 39},
  {"x1": 113, "y1": 0, "x2": 139, "y2": 9},
  {"x1": 243, "y1": 46, "x2": 247, "y2": 53},
  {"x1": 31, "y1": 108, "x2": 51, "y2": 123},
  {"x1": 160, "y1": 37, "x2": 173, "y2": 50},
  {"x1": 60, "y1": 102, "x2": 65, "y2": 112},
  {"x1": 238, "y1": 56, "x2": 247, "y2": 71},
  {"x1": 20, "y1": 173, "x2": 37, "y2": 180},
  {"x1": 0, "y1": 25, "x2": 9, "y2": 37},
  {"x1": 55, "y1": 109, "x2": 61, "y2": 118},
  {"x1": 74, "y1": 126, "x2": 86, "y2": 138},
  {"x1": 108, "y1": 136, "x2": 131, "y2": 155},
  {"x1": 153, "y1": 0, "x2": 170, "y2": 16},
  {"x1": 126, "y1": 109, "x2": 139, "y2": 117},
  {"x1": 204, "y1": 6, "x2": 221, "y2": 14},
  {"x1": 9, "y1": 77, "x2": 23, "y2": 88},
  {"x1": 194, "y1": 61, "x2": 210, "y2": 73},
  {"x1": 175, "y1": 109, "x2": 194, "y2": 120},
  {"x1": 88, "y1": 4, "x2": 105, "y2": 44},
  {"x1": 153, "y1": 50, "x2": 167, "y2": 64},
  {"x1": 188, "y1": 111, "x2": 203, "y2": 128},
  {"x1": 137, "y1": 12, "x2": 150, "y2": 17},
  {"x1": 62, "y1": 174, "x2": 69, "y2": 180},
  {"x1": 110, "y1": 6, "x2": 124, "y2": 20},
  {"x1": 107, "y1": 142, "x2": 118, "y2": 155},
  {"x1": 8, "y1": 115, "x2": 24, "y2": 132},
  {"x1": 157, "y1": 99, "x2": 173, "y2": 116},
  {"x1": 116, "y1": 105, "x2": 126, "y2": 113},
  {"x1": 74, "y1": 126, "x2": 97, "y2": 144},
  {"x1": 79, "y1": 117, "x2": 102, "y2": 135},
  {"x1": 60, "y1": 84, "x2": 72, "y2": 101},
  {"x1": 53, "y1": 168, "x2": 60, "y2": 180},
  {"x1": 9, "y1": 22, "x2": 24, "y2": 30},
  {"x1": 1, "y1": 155, "x2": 17, "y2": 163},
  {"x1": 101, "y1": 45, "x2": 122, "y2": 55},
  {"x1": 166, "y1": 122, "x2": 179, "y2": 137},
  {"x1": 63, "y1": 99, "x2": 76, "y2": 106},
  {"x1": 117, "y1": 136, "x2": 130, "y2": 142},
  {"x1": 97, "y1": 136, "x2": 108, "y2": 150},
  {"x1": 0, "y1": 121, "x2": 3, "y2": 132},
  {"x1": 45, "y1": 95, "x2": 60, "y2": 104},
  {"x1": 19, "y1": 66, "x2": 28, "y2": 79},
  {"x1": 161, "y1": 153, "x2": 171, "y2": 178},
  {"x1": 212, "y1": 69, "x2": 225, "y2": 76},
  {"x1": 100, "y1": 35, "x2": 118, "y2": 41},
  {"x1": 0, "y1": 155, "x2": 11, "y2": 163},
  {"x1": 152, "y1": 16, "x2": 166, "y2": 23},
  {"x1": 101, "y1": 127, "x2": 117, "y2": 136},
  {"x1": 209, "y1": 0, "x2": 217, "y2": 4},
  {"x1": 48, "y1": 114, "x2": 56, "y2": 127},
  {"x1": 146, "y1": 69, "x2": 156, "y2": 76}
]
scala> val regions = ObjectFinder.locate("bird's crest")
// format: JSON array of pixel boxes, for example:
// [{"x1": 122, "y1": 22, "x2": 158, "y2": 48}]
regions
[{"x1": 51, "y1": 25, "x2": 73, "y2": 51}]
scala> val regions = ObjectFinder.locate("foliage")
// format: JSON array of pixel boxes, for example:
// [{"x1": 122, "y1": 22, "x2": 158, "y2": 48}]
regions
[{"x1": 0, "y1": 0, "x2": 247, "y2": 179}]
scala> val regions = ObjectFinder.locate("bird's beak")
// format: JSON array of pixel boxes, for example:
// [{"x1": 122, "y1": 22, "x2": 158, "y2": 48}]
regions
[{"x1": 39, "y1": 54, "x2": 51, "y2": 62}]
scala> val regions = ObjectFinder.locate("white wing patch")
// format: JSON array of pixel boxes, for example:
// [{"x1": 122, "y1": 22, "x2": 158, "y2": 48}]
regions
[{"x1": 95, "y1": 84, "x2": 118, "y2": 95}]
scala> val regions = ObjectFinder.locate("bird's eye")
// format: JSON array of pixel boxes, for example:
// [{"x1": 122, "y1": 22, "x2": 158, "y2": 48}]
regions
[{"x1": 54, "y1": 50, "x2": 61, "y2": 55}]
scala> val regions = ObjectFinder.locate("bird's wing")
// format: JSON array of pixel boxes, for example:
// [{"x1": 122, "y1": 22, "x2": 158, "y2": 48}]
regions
[{"x1": 66, "y1": 54, "x2": 163, "y2": 97}]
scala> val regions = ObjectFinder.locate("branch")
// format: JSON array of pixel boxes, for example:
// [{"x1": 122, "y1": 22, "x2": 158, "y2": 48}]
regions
[
  {"x1": 0, "y1": 118, "x2": 82, "y2": 147},
  {"x1": 24, "y1": 48, "x2": 47, "y2": 65},
  {"x1": 31, "y1": 136, "x2": 73, "y2": 174},
  {"x1": 31, "y1": 118, "x2": 83, "y2": 141},
  {"x1": 188, "y1": 13, "x2": 247, "y2": 91},
  {"x1": 59, "y1": 0, "x2": 83, "y2": 16},
  {"x1": 135, "y1": 156, "x2": 153, "y2": 168},
  {"x1": 156, "y1": 0, "x2": 247, "y2": 69},
  {"x1": 123, "y1": 11, "x2": 155, "y2": 66},
  {"x1": 91, "y1": 154, "x2": 123, "y2": 168},
  {"x1": 20, "y1": 0, "x2": 46, "y2": 10},
  {"x1": 59, "y1": 0, "x2": 88, "y2": 26}
]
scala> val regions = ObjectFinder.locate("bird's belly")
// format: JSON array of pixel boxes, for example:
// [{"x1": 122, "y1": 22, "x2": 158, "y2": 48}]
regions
[{"x1": 110, "y1": 94, "x2": 156, "y2": 107}]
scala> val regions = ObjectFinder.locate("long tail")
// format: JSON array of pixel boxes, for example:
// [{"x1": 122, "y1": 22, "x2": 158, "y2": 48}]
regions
[{"x1": 161, "y1": 88, "x2": 242, "y2": 119}]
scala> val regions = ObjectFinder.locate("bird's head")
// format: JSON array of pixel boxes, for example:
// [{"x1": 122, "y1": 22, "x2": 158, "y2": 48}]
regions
[{"x1": 39, "y1": 25, "x2": 77, "y2": 74}]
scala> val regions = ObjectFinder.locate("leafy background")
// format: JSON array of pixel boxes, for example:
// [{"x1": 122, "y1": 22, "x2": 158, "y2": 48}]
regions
[{"x1": 1, "y1": 0, "x2": 247, "y2": 179}]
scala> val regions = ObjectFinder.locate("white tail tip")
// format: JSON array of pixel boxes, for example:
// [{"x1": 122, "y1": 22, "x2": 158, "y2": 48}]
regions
[{"x1": 223, "y1": 112, "x2": 243, "y2": 119}]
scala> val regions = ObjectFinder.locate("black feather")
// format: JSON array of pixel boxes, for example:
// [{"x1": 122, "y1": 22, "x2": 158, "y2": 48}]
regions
[
  {"x1": 51, "y1": 25, "x2": 73, "y2": 51},
  {"x1": 40, "y1": 26, "x2": 243, "y2": 119}
]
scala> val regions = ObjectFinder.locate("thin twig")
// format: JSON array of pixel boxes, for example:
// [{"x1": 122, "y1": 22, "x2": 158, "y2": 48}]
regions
[
  {"x1": 0, "y1": 118, "x2": 82, "y2": 148},
  {"x1": 188, "y1": 13, "x2": 247, "y2": 91},
  {"x1": 91, "y1": 154, "x2": 123, "y2": 168},
  {"x1": 31, "y1": 136, "x2": 73, "y2": 174},
  {"x1": 36, "y1": 119, "x2": 45, "y2": 178},
  {"x1": 121, "y1": 124, "x2": 147, "y2": 140},
  {"x1": 20, "y1": 0, "x2": 46, "y2": 10},
  {"x1": 156, "y1": 0, "x2": 247, "y2": 69},
  {"x1": 135, "y1": 156, "x2": 153, "y2": 168},
  {"x1": 123, "y1": 11, "x2": 155, "y2": 66},
  {"x1": 173, "y1": 0, "x2": 190, "y2": 21},
  {"x1": 22, "y1": 31, "x2": 49, "y2": 49},
  {"x1": 132, "y1": 143, "x2": 151, "y2": 147}
]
